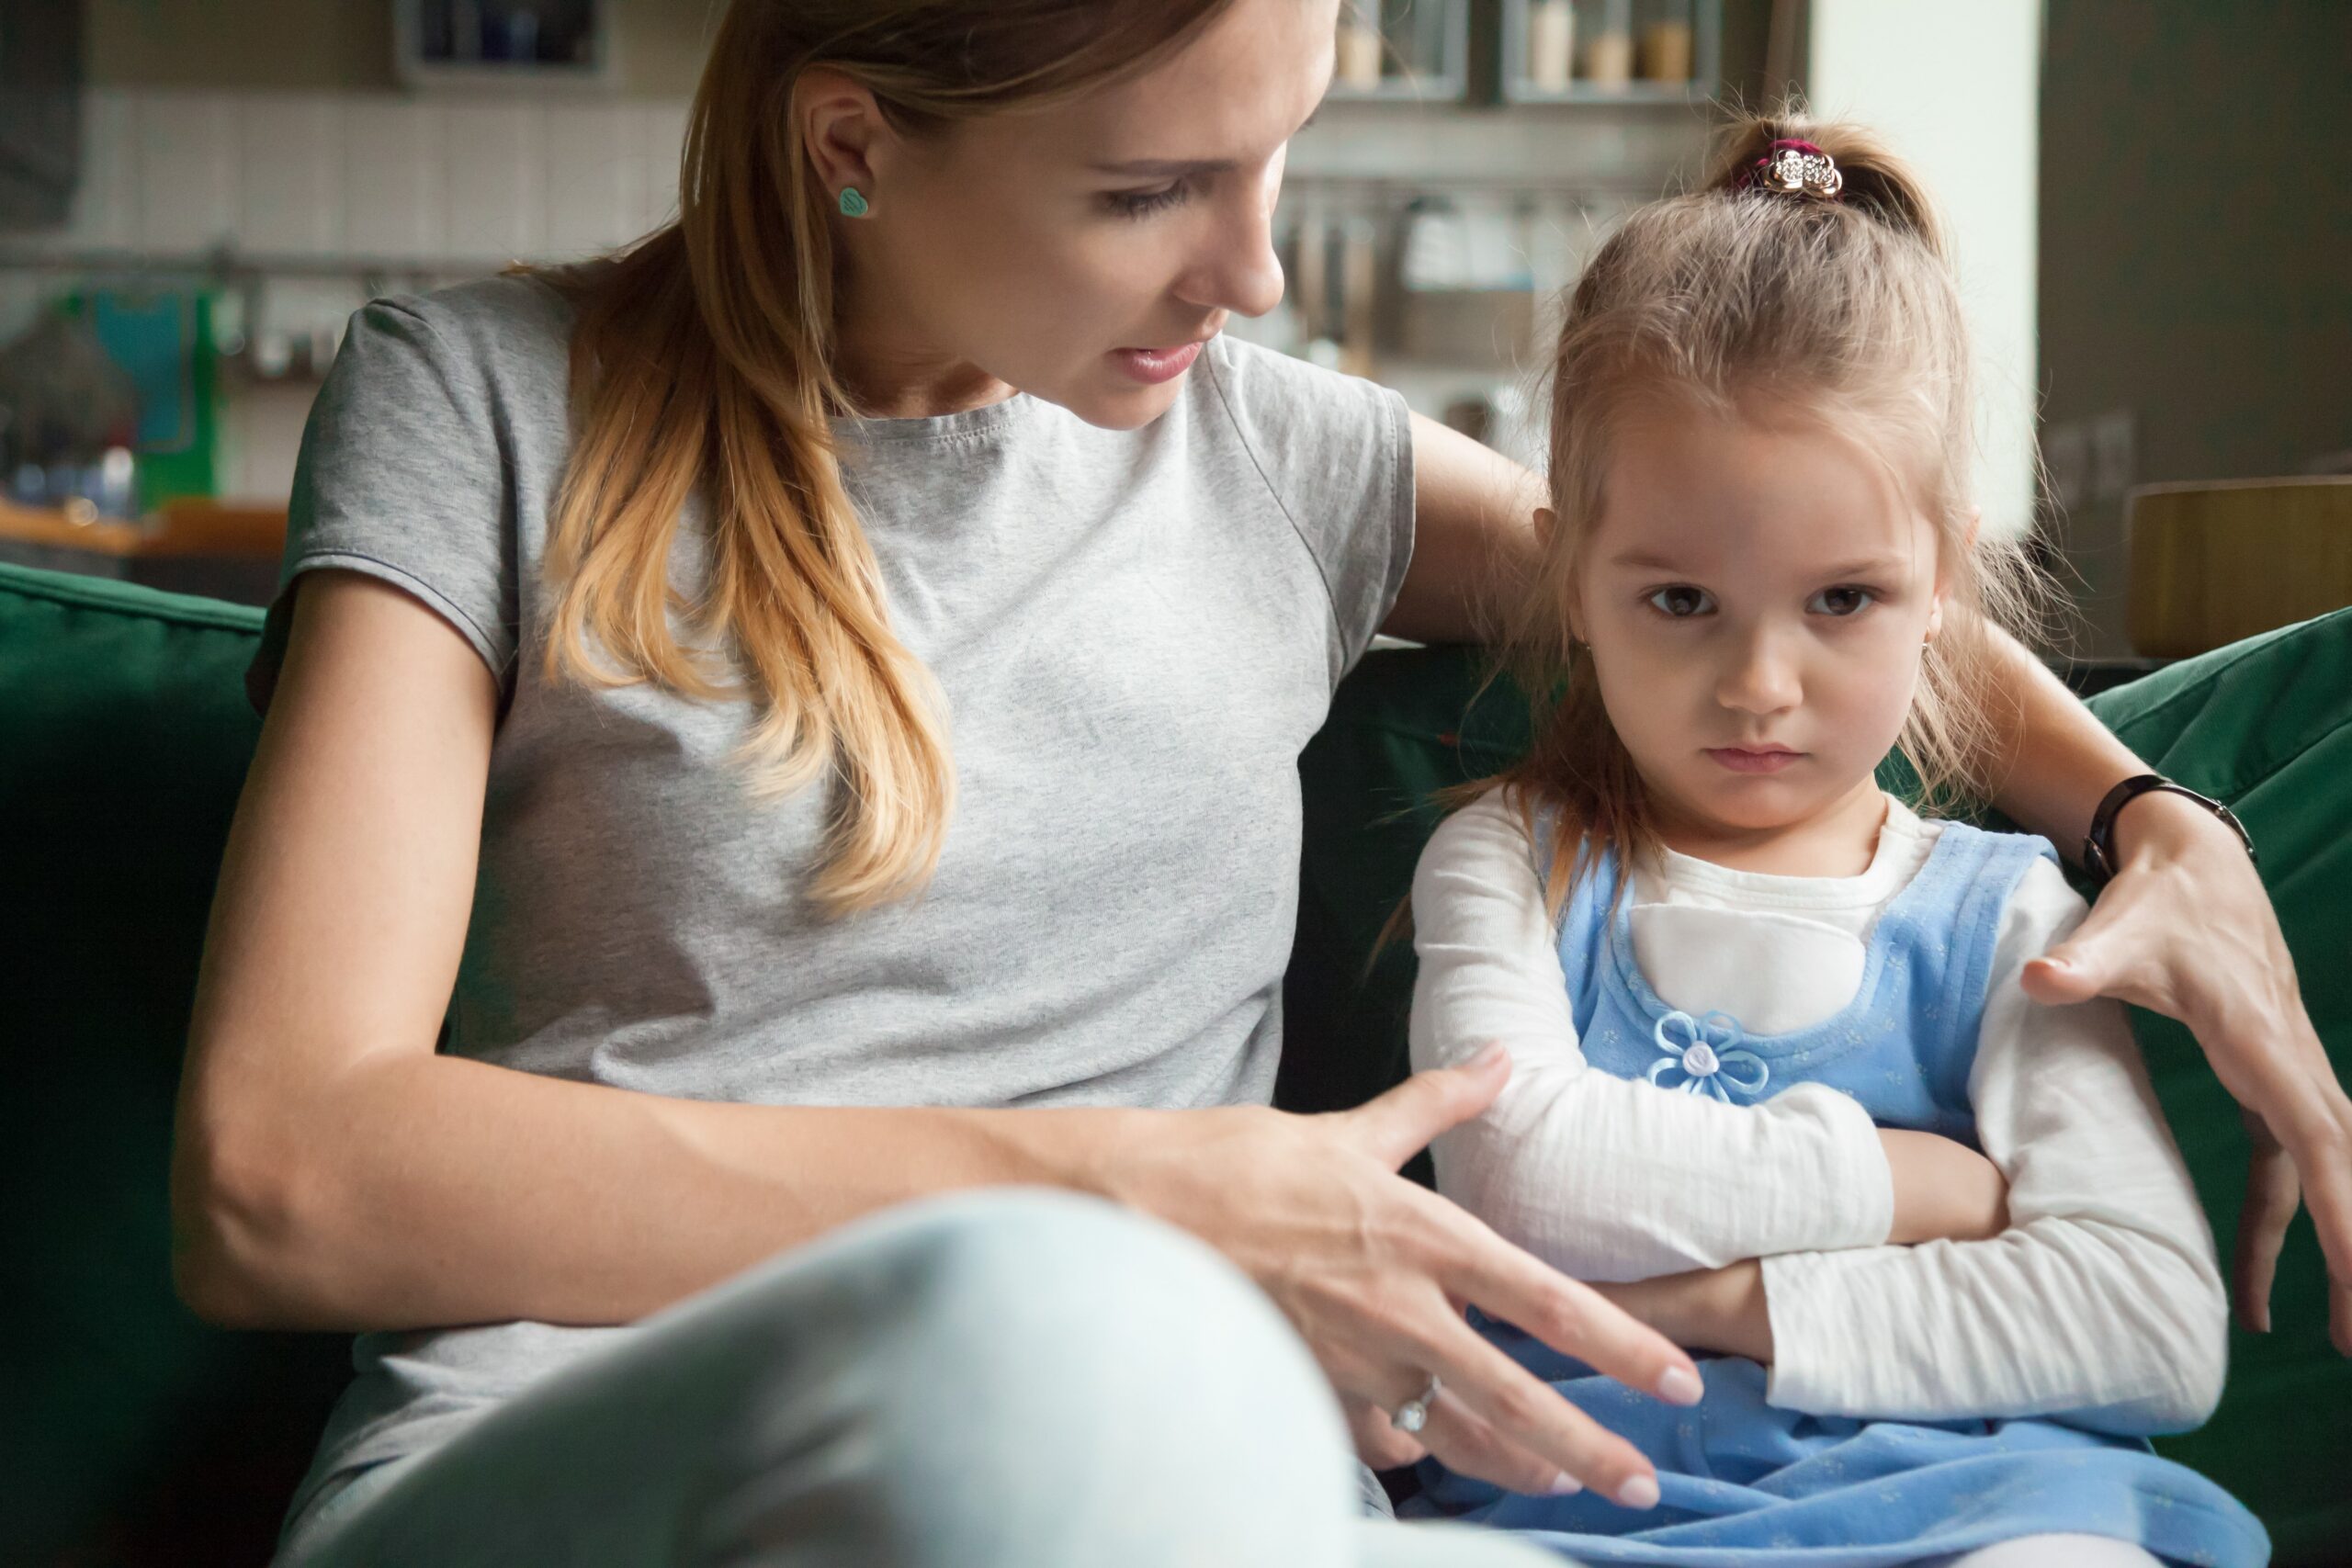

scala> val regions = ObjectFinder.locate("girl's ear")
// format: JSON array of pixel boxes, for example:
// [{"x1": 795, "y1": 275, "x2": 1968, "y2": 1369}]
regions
[{"x1": 1926, "y1": 506, "x2": 1979, "y2": 645}]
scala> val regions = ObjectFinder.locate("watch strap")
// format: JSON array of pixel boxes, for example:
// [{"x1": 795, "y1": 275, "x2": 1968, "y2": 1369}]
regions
[{"x1": 2082, "y1": 773, "x2": 2256, "y2": 885}]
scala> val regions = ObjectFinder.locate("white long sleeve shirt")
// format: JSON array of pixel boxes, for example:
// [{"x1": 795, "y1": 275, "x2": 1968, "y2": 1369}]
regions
[{"x1": 1408, "y1": 791, "x2": 2228, "y2": 1437}]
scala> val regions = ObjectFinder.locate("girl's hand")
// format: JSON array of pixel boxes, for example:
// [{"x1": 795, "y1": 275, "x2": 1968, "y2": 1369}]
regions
[
  {"x1": 1880, "y1": 1128, "x2": 2009, "y2": 1244},
  {"x1": 2022, "y1": 789, "x2": 2352, "y2": 1353},
  {"x1": 1092, "y1": 1044, "x2": 1701, "y2": 1508},
  {"x1": 1587, "y1": 1260, "x2": 1773, "y2": 1363}
]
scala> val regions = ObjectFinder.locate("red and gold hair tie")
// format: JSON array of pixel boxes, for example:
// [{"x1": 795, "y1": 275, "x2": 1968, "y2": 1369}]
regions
[{"x1": 1741, "y1": 139, "x2": 1843, "y2": 199}]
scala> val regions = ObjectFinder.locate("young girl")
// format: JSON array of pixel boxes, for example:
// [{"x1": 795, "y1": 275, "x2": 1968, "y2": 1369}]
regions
[{"x1": 1397, "y1": 118, "x2": 2269, "y2": 1567}]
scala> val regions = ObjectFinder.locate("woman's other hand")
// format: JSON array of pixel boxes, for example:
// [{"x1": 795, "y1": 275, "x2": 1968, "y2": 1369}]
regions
[
  {"x1": 2022, "y1": 790, "x2": 2352, "y2": 1354},
  {"x1": 1092, "y1": 1044, "x2": 1701, "y2": 1508}
]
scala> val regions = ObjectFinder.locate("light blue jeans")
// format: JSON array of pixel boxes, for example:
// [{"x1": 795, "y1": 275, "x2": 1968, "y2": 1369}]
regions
[{"x1": 273, "y1": 1189, "x2": 1559, "y2": 1567}]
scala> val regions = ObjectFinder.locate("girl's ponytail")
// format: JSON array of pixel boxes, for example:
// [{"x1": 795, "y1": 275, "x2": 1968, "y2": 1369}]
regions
[{"x1": 1706, "y1": 112, "x2": 1951, "y2": 265}]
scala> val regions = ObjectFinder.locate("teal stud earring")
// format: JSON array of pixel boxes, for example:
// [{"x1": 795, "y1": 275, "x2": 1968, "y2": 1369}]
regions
[{"x1": 837, "y1": 186, "x2": 870, "y2": 218}]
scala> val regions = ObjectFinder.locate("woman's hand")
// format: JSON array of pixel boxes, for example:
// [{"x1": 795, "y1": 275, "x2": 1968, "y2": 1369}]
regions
[
  {"x1": 1091, "y1": 1043, "x2": 1702, "y2": 1508},
  {"x1": 2022, "y1": 790, "x2": 2352, "y2": 1353}
]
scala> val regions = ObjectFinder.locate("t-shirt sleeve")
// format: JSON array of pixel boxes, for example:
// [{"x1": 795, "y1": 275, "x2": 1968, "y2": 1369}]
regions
[
  {"x1": 1196, "y1": 336, "x2": 1414, "y2": 682},
  {"x1": 245, "y1": 297, "x2": 521, "y2": 716}
]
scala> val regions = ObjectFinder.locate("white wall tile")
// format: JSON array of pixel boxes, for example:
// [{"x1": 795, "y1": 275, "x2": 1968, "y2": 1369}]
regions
[
  {"x1": 239, "y1": 95, "x2": 345, "y2": 257},
  {"x1": 42, "y1": 88, "x2": 700, "y2": 266},
  {"x1": 134, "y1": 92, "x2": 240, "y2": 252},
  {"x1": 63, "y1": 88, "x2": 138, "y2": 250},
  {"x1": 344, "y1": 99, "x2": 447, "y2": 262},
  {"x1": 640, "y1": 100, "x2": 691, "y2": 233},
  {"x1": 544, "y1": 104, "x2": 648, "y2": 257},
  {"x1": 442, "y1": 103, "x2": 546, "y2": 263}
]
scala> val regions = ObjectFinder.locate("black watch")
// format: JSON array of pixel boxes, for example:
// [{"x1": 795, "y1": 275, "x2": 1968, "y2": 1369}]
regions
[{"x1": 2081, "y1": 773, "x2": 2256, "y2": 886}]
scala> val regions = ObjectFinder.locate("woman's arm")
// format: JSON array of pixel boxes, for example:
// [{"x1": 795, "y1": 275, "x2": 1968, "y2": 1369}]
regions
[
  {"x1": 1410, "y1": 794, "x2": 2007, "y2": 1281},
  {"x1": 1405, "y1": 423, "x2": 2352, "y2": 1350},
  {"x1": 172, "y1": 570, "x2": 1699, "y2": 1504},
  {"x1": 1602, "y1": 860, "x2": 2231, "y2": 1437},
  {"x1": 173, "y1": 571, "x2": 1088, "y2": 1331},
  {"x1": 1383, "y1": 412, "x2": 1541, "y2": 644}
]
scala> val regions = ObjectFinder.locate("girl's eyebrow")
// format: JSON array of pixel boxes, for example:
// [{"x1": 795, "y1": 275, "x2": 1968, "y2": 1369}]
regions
[
  {"x1": 1607, "y1": 549, "x2": 1699, "y2": 573},
  {"x1": 1605, "y1": 550, "x2": 1907, "y2": 578},
  {"x1": 1816, "y1": 556, "x2": 1907, "y2": 578}
]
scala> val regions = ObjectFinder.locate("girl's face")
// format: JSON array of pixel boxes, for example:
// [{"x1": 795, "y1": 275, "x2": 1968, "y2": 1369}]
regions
[
  {"x1": 826, "y1": 0, "x2": 1337, "y2": 424},
  {"x1": 1569, "y1": 403, "x2": 1951, "y2": 857}
]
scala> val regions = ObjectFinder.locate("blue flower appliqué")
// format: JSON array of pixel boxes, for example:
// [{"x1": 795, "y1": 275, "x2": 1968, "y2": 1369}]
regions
[{"x1": 1645, "y1": 1010, "x2": 1770, "y2": 1102}]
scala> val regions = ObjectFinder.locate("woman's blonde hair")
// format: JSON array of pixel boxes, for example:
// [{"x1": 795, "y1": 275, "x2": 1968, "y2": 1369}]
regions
[
  {"x1": 530, "y1": 1, "x2": 1235, "y2": 913},
  {"x1": 1489, "y1": 109, "x2": 2047, "y2": 910}
]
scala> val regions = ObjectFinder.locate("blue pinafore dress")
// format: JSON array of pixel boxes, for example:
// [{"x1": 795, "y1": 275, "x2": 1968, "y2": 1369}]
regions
[{"x1": 1402, "y1": 821, "x2": 2268, "y2": 1567}]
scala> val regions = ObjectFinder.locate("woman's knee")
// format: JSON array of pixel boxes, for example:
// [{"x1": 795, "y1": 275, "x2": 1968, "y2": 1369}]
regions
[
  {"x1": 862, "y1": 1187, "x2": 1338, "y2": 1432},
  {"x1": 704, "y1": 1188, "x2": 1359, "y2": 1566}
]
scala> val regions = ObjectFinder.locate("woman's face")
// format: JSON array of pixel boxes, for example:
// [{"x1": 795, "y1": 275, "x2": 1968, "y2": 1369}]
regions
[
  {"x1": 1570, "y1": 404, "x2": 1951, "y2": 856},
  {"x1": 829, "y1": 0, "x2": 1337, "y2": 425}
]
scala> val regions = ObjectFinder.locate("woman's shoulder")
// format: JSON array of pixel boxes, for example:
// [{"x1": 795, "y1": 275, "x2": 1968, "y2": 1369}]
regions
[
  {"x1": 342, "y1": 272, "x2": 577, "y2": 389},
  {"x1": 1194, "y1": 332, "x2": 1394, "y2": 426}
]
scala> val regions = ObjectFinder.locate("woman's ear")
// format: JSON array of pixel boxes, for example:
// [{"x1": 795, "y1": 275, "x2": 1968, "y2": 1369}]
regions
[{"x1": 796, "y1": 67, "x2": 890, "y2": 207}]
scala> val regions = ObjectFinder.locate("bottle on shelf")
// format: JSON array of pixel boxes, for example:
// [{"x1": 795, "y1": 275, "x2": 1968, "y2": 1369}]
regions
[
  {"x1": 1337, "y1": 0, "x2": 1385, "y2": 87},
  {"x1": 1528, "y1": 0, "x2": 1575, "y2": 90}
]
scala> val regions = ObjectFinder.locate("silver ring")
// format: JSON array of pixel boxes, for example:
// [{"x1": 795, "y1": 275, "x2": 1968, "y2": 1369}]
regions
[{"x1": 1389, "y1": 1372, "x2": 1442, "y2": 1434}]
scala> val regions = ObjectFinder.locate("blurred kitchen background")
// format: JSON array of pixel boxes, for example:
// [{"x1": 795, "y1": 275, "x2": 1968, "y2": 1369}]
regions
[{"x1": 1, "y1": 0, "x2": 2346, "y2": 661}]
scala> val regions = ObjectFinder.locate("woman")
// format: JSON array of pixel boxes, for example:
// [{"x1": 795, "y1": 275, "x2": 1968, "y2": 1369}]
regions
[{"x1": 169, "y1": 2, "x2": 2349, "y2": 1564}]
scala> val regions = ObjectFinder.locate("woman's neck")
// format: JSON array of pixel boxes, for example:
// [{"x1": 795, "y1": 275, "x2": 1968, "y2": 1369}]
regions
[
  {"x1": 1650, "y1": 777, "x2": 1891, "y2": 878},
  {"x1": 831, "y1": 285, "x2": 1018, "y2": 420}
]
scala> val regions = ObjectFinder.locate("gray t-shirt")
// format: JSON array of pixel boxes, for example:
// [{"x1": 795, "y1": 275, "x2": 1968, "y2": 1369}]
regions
[{"x1": 250, "y1": 275, "x2": 1414, "y2": 1509}]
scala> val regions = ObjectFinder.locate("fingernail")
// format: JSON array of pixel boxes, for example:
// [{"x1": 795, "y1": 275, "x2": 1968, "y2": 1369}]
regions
[
  {"x1": 1657, "y1": 1366, "x2": 1703, "y2": 1405},
  {"x1": 1615, "y1": 1472, "x2": 1661, "y2": 1510},
  {"x1": 1544, "y1": 1471, "x2": 1584, "y2": 1495},
  {"x1": 1466, "y1": 1041, "x2": 1508, "y2": 1070}
]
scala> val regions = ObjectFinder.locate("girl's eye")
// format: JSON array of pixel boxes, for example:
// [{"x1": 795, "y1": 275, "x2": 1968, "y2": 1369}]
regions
[
  {"x1": 1107, "y1": 181, "x2": 1192, "y2": 220},
  {"x1": 1646, "y1": 585, "x2": 1715, "y2": 618},
  {"x1": 1807, "y1": 586, "x2": 1876, "y2": 617}
]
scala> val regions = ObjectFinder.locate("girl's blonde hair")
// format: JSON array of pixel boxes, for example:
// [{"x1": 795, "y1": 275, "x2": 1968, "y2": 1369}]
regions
[
  {"x1": 530, "y1": 1, "x2": 1235, "y2": 914},
  {"x1": 1488, "y1": 110, "x2": 2047, "y2": 910}
]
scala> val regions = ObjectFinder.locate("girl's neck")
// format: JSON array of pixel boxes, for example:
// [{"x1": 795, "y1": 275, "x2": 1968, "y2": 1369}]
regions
[{"x1": 1650, "y1": 776, "x2": 1890, "y2": 878}]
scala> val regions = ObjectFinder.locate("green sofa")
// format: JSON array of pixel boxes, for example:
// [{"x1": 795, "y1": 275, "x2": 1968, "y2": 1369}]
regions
[{"x1": 5, "y1": 559, "x2": 2346, "y2": 1565}]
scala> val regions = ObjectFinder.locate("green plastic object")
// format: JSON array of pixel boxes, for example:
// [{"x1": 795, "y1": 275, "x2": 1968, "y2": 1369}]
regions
[{"x1": 838, "y1": 186, "x2": 870, "y2": 218}]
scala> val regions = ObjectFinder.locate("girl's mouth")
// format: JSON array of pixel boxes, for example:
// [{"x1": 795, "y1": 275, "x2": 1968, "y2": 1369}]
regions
[{"x1": 1705, "y1": 746, "x2": 1804, "y2": 774}]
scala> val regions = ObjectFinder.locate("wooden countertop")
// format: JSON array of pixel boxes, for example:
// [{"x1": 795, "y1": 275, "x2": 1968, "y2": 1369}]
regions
[{"x1": 0, "y1": 499, "x2": 288, "y2": 558}]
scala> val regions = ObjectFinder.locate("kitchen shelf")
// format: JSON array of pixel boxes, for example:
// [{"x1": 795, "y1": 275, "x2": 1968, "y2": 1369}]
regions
[
  {"x1": 1326, "y1": 0, "x2": 1472, "y2": 105},
  {"x1": 1499, "y1": 0, "x2": 1722, "y2": 106}
]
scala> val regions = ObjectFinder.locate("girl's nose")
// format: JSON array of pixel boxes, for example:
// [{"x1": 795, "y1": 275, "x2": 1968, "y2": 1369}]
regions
[{"x1": 1717, "y1": 628, "x2": 1803, "y2": 716}]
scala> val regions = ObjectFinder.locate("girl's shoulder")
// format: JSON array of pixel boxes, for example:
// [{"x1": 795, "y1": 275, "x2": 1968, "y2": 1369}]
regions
[
  {"x1": 1417, "y1": 786, "x2": 1616, "y2": 924},
  {"x1": 1419, "y1": 786, "x2": 1543, "y2": 877}
]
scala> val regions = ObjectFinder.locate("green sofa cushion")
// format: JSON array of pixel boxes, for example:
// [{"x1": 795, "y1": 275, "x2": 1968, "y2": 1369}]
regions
[
  {"x1": 1284, "y1": 610, "x2": 2352, "y2": 1563},
  {"x1": 0, "y1": 564, "x2": 349, "y2": 1566},
  {"x1": 6, "y1": 552, "x2": 2344, "y2": 1562}
]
